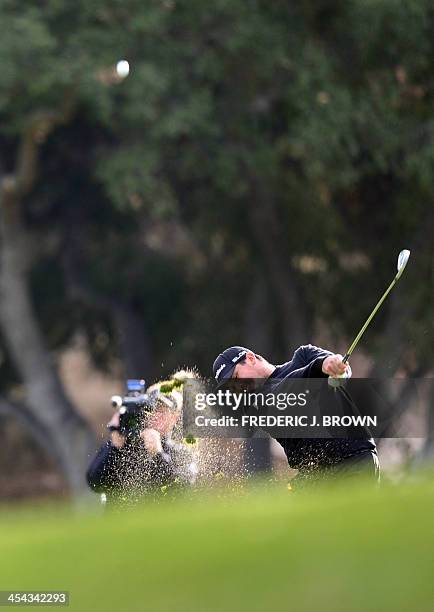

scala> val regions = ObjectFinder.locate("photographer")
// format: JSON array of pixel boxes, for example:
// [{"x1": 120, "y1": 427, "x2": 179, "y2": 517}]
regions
[{"x1": 86, "y1": 374, "x2": 198, "y2": 505}]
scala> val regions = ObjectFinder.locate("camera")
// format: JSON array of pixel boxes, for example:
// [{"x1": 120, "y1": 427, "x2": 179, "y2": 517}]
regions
[{"x1": 108, "y1": 379, "x2": 158, "y2": 439}]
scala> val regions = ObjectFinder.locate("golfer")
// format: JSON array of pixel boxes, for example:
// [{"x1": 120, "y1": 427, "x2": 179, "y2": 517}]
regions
[{"x1": 212, "y1": 345, "x2": 380, "y2": 484}]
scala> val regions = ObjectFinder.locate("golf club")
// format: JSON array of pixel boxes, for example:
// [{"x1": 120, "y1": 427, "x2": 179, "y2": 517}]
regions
[{"x1": 342, "y1": 249, "x2": 411, "y2": 364}]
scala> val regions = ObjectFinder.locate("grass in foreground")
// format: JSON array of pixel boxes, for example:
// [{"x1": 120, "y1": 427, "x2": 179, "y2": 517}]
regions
[{"x1": 1, "y1": 475, "x2": 434, "y2": 612}]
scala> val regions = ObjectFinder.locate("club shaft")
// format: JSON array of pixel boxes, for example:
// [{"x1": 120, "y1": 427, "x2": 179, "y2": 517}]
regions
[{"x1": 342, "y1": 275, "x2": 398, "y2": 363}]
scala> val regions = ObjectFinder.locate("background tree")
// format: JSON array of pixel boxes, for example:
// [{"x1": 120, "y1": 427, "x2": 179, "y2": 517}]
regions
[{"x1": 0, "y1": 0, "x2": 433, "y2": 497}]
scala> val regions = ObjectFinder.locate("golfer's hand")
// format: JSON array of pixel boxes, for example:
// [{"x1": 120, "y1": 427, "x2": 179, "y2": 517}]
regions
[
  {"x1": 107, "y1": 411, "x2": 126, "y2": 449},
  {"x1": 322, "y1": 354, "x2": 349, "y2": 376},
  {"x1": 140, "y1": 428, "x2": 163, "y2": 455}
]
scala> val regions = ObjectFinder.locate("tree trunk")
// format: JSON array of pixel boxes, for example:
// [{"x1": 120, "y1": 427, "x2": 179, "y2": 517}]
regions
[
  {"x1": 243, "y1": 274, "x2": 274, "y2": 356},
  {"x1": 0, "y1": 397, "x2": 59, "y2": 458},
  {"x1": 421, "y1": 379, "x2": 434, "y2": 460},
  {"x1": 247, "y1": 188, "x2": 309, "y2": 352},
  {"x1": 243, "y1": 275, "x2": 272, "y2": 473},
  {"x1": 0, "y1": 116, "x2": 95, "y2": 497},
  {"x1": 112, "y1": 302, "x2": 152, "y2": 378}
]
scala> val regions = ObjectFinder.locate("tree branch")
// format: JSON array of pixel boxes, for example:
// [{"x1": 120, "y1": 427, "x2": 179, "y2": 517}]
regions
[{"x1": 0, "y1": 396, "x2": 60, "y2": 463}]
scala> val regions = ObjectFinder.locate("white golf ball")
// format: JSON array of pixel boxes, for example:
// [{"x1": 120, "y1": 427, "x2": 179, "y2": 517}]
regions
[{"x1": 116, "y1": 60, "x2": 130, "y2": 78}]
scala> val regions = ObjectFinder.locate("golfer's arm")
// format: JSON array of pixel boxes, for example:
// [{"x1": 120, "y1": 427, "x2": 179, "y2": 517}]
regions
[{"x1": 289, "y1": 344, "x2": 333, "y2": 378}]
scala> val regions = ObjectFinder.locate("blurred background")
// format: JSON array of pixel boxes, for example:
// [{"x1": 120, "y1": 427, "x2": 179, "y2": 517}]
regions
[{"x1": 0, "y1": 0, "x2": 433, "y2": 504}]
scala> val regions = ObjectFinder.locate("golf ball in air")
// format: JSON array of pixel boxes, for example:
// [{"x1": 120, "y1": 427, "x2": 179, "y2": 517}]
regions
[{"x1": 116, "y1": 60, "x2": 130, "y2": 78}]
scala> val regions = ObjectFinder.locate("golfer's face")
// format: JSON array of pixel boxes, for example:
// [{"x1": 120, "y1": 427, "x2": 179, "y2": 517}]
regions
[{"x1": 233, "y1": 355, "x2": 260, "y2": 379}]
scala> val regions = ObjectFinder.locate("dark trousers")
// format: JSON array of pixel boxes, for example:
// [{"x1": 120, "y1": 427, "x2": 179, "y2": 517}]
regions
[
  {"x1": 327, "y1": 450, "x2": 381, "y2": 482},
  {"x1": 293, "y1": 451, "x2": 380, "y2": 489}
]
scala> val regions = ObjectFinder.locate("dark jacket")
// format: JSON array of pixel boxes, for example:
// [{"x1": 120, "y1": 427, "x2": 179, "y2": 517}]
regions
[
  {"x1": 270, "y1": 344, "x2": 377, "y2": 473},
  {"x1": 86, "y1": 436, "x2": 196, "y2": 503}
]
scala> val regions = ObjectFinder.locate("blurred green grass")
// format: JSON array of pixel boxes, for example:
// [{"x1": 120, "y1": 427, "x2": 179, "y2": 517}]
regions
[{"x1": 1, "y1": 477, "x2": 433, "y2": 612}]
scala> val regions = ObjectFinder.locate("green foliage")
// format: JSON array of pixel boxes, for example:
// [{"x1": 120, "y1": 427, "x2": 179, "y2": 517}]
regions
[{"x1": 1, "y1": 0, "x2": 433, "y2": 382}]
